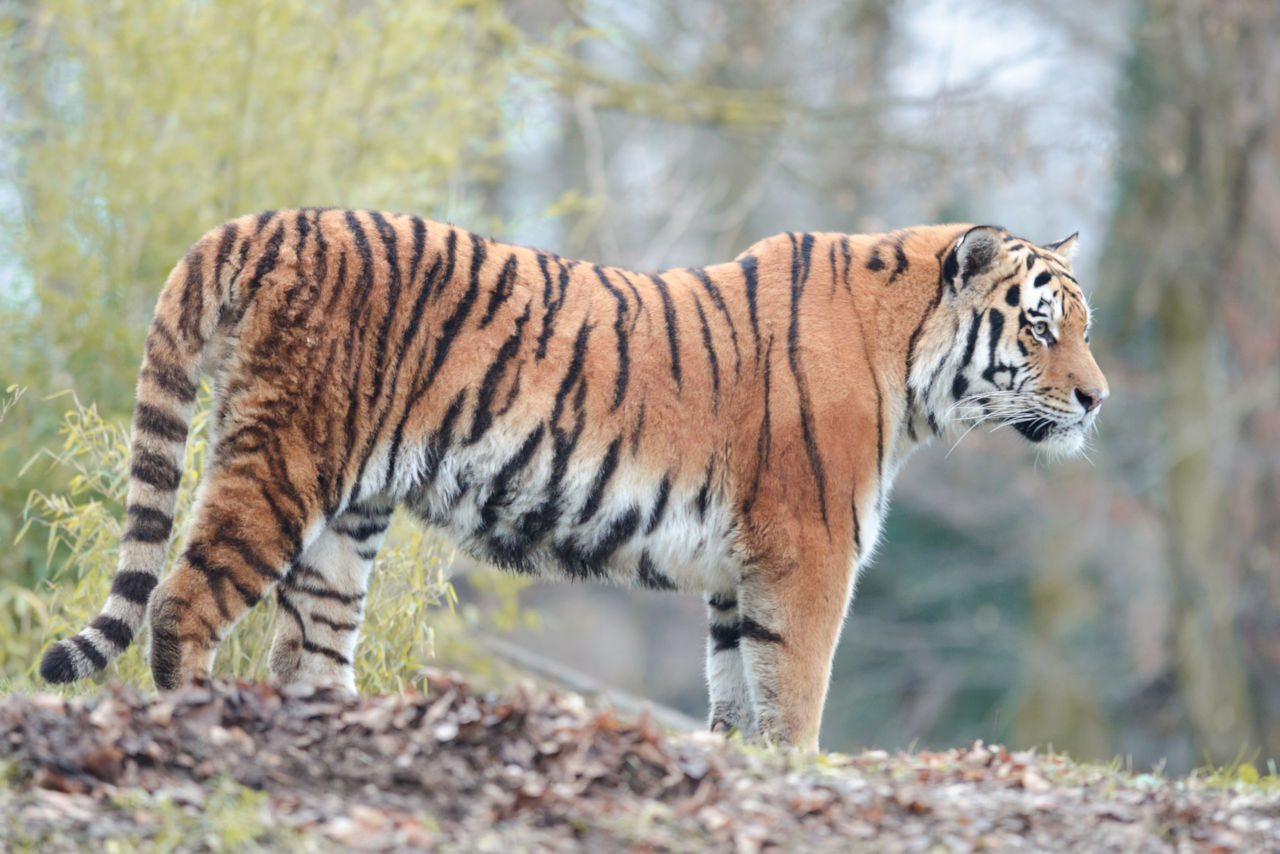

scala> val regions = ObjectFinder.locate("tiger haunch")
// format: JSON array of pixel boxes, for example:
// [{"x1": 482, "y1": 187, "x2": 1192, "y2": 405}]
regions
[{"x1": 40, "y1": 210, "x2": 1107, "y2": 749}]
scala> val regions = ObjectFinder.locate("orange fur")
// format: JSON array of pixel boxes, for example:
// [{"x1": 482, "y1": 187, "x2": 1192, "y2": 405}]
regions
[{"x1": 40, "y1": 210, "x2": 1107, "y2": 749}]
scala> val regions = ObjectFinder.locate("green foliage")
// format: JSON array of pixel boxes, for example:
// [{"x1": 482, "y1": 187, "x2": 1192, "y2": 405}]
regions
[
  {"x1": 0, "y1": 0, "x2": 567, "y2": 585},
  {"x1": 1191, "y1": 752, "x2": 1280, "y2": 794},
  {"x1": 102, "y1": 776, "x2": 307, "y2": 853},
  {"x1": 2, "y1": 395, "x2": 532, "y2": 694}
]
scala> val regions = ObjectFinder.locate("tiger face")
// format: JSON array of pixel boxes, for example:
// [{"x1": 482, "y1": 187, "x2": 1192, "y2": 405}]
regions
[{"x1": 942, "y1": 225, "x2": 1108, "y2": 456}]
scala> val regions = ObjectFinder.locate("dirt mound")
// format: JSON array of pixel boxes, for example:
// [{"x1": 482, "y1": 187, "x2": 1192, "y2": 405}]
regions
[{"x1": 2, "y1": 675, "x2": 1276, "y2": 852}]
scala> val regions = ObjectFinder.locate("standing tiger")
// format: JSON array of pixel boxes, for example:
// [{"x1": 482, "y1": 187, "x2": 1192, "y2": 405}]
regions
[{"x1": 39, "y1": 209, "x2": 1107, "y2": 749}]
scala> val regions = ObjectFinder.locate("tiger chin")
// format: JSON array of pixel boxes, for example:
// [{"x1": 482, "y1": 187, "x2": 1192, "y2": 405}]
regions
[{"x1": 39, "y1": 209, "x2": 1107, "y2": 751}]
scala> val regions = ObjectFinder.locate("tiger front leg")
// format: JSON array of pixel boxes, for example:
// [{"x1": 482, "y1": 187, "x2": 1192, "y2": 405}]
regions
[
  {"x1": 705, "y1": 590, "x2": 754, "y2": 735},
  {"x1": 737, "y1": 547, "x2": 855, "y2": 751},
  {"x1": 269, "y1": 501, "x2": 392, "y2": 691}
]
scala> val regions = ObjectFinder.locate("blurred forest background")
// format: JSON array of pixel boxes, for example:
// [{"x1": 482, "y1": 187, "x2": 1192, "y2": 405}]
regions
[{"x1": 1, "y1": 0, "x2": 1277, "y2": 775}]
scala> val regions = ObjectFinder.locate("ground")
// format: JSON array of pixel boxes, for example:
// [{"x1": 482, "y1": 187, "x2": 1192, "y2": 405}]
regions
[{"x1": 1, "y1": 674, "x2": 1277, "y2": 852}]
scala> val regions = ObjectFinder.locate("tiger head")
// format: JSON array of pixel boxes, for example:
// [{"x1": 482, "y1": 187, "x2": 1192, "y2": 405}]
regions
[{"x1": 937, "y1": 225, "x2": 1109, "y2": 457}]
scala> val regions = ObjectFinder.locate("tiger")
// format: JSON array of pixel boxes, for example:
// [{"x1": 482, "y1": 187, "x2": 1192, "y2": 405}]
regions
[{"x1": 38, "y1": 208, "x2": 1108, "y2": 750}]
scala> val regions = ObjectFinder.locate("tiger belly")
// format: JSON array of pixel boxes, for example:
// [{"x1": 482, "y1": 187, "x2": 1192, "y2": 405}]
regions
[{"x1": 385, "y1": 425, "x2": 740, "y2": 593}]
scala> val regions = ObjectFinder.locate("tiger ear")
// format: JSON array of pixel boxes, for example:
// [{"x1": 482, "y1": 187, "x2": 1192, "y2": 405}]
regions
[
  {"x1": 1044, "y1": 232, "x2": 1079, "y2": 259},
  {"x1": 953, "y1": 225, "x2": 1002, "y2": 285}
]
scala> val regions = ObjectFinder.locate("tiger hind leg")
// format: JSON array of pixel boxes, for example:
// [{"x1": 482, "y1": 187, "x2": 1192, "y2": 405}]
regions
[
  {"x1": 146, "y1": 459, "x2": 322, "y2": 690},
  {"x1": 268, "y1": 500, "x2": 392, "y2": 691},
  {"x1": 705, "y1": 590, "x2": 755, "y2": 734}
]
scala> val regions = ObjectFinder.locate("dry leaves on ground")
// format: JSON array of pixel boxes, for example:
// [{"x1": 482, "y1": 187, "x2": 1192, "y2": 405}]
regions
[{"x1": 1, "y1": 674, "x2": 1277, "y2": 852}]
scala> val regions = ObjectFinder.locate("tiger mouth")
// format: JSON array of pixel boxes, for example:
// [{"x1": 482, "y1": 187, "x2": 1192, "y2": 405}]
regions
[
  {"x1": 1013, "y1": 419, "x2": 1055, "y2": 443},
  {"x1": 1012, "y1": 413, "x2": 1090, "y2": 444}
]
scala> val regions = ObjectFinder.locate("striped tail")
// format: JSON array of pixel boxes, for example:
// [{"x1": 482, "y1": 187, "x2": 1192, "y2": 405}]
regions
[{"x1": 39, "y1": 218, "x2": 246, "y2": 683}]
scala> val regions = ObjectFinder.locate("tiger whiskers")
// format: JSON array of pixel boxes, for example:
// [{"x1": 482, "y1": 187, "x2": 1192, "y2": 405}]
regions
[{"x1": 940, "y1": 390, "x2": 1042, "y2": 455}]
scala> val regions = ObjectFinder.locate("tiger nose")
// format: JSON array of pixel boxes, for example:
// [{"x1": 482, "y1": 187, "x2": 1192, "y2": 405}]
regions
[{"x1": 1074, "y1": 386, "x2": 1108, "y2": 412}]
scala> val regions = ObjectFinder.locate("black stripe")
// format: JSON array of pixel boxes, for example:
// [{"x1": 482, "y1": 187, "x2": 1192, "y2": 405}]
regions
[
  {"x1": 254, "y1": 210, "x2": 278, "y2": 234},
  {"x1": 212, "y1": 221, "x2": 240, "y2": 291},
  {"x1": 518, "y1": 405, "x2": 584, "y2": 541},
  {"x1": 853, "y1": 281, "x2": 885, "y2": 513},
  {"x1": 560, "y1": 505, "x2": 642, "y2": 578},
  {"x1": 216, "y1": 529, "x2": 284, "y2": 582},
  {"x1": 284, "y1": 581, "x2": 364, "y2": 606},
  {"x1": 419, "y1": 389, "x2": 468, "y2": 491},
  {"x1": 479, "y1": 424, "x2": 546, "y2": 530},
  {"x1": 740, "y1": 617, "x2": 783, "y2": 644},
  {"x1": 738, "y1": 255, "x2": 762, "y2": 362},
  {"x1": 293, "y1": 209, "x2": 311, "y2": 274},
  {"x1": 707, "y1": 594, "x2": 736, "y2": 612},
  {"x1": 134, "y1": 404, "x2": 187, "y2": 443},
  {"x1": 481, "y1": 253, "x2": 520, "y2": 328},
  {"x1": 302, "y1": 640, "x2": 350, "y2": 666},
  {"x1": 637, "y1": 551, "x2": 676, "y2": 591},
  {"x1": 149, "y1": 318, "x2": 180, "y2": 353},
  {"x1": 111, "y1": 570, "x2": 157, "y2": 605},
  {"x1": 123, "y1": 505, "x2": 173, "y2": 543},
  {"x1": 338, "y1": 212, "x2": 377, "y2": 500},
  {"x1": 691, "y1": 267, "x2": 741, "y2": 378},
  {"x1": 140, "y1": 359, "x2": 197, "y2": 404},
  {"x1": 693, "y1": 295, "x2": 720, "y2": 410},
  {"x1": 952, "y1": 308, "x2": 983, "y2": 400},
  {"x1": 408, "y1": 216, "x2": 427, "y2": 291},
  {"x1": 186, "y1": 545, "x2": 258, "y2": 615},
  {"x1": 648, "y1": 274, "x2": 682, "y2": 390},
  {"x1": 839, "y1": 237, "x2": 853, "y2": 294},
  {"x1": 131, "y1": 449, "x2": 182, "y2": 491},
  {"x1": 711, "y1": 622, "x2": 740, "y2": 652},
  {"x1": 534, "y1": 254, "x2": 571, "y2": 359},
  {"x1": 252, "y1": 472, "x2": 303, "y2": 561},
  {"x1": 70, "y1": 634, "x2": 107, "y2": 671},
  {"x1": 550, "y1": 320, "x2": 593, "y2": 426},
  {"x1": 891, "y1": 235, "x2": 910, "y2": 283},
  {"x1": 240, "y1": 221, "x2": 286, "y2": 312},
  {"x1": 616, "y1": 269, "x2": 646, "y2": 331},
  {"x1": 578, "y1": 437, "x2": 622, "y2": 524},
  {"x1": 629, "y1": 399, "x2": 646, "y2": 457},
  {"x1": 367, "y1": 210, "x2": 403, "y2": 389},
  {"x1": 646, "y1": 475, "x2": 671, "y2": 535},
  {"x1": 904, "y1": 243, "x2": 954, "y2": 428},
  {"x1": 980, "y1": 308, "x2": 1006, "y2": 383},
  {"x1": 311, "y1": 613, "x2": 360, "y2": 633},
  {"x1": 308, "y1": 210, "x2": 328, "y2": 309},
  {"x1": 828, "y1": 242, "x2": 838, "y2": 296},
  {"x1": 787, "y1": 233, "x2": 830, "y2": 533},
  {"x1": 179, "y1": 249, "x2": 205, "y2": 345},
  {"x1": 851, "y1": 490, "x2": 862, "y2": 559},
  {"x1": 424, "y1": 232, "x2": 484, "y2": 392},
  {"x1": 430, "y1": 228, "x2": 459, "y2": 303},
  {"x1": 468, "y1": 301, "x2": 532, "y2": 444},
  {"x1": 695, "y1": 459, "x2": 714, "y2": 519},
  {"x1": 90, "y1": 615, "x2": 134, "y2": 649},
  {"x1": 276, "y1": 588, "x2": 305, "y2": 628},
  {"x1": 384, "y1": 226, "x2": 440, "y2": 484},
  {"x1": 742, "y1": 335, "x2": 774, "y2": 516},
  {"x1": 942, "y1": 245, "x2": 960, "y2": 290},
  {"x1": 259, "y1": 438, "x2": 311, "y2": 527},
  {"x1": 334, "y1": 520, "x2": 387, "y2": 542},
  {"x1": 592, "y1": 265, "x2": 631, "y2": 411}
]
